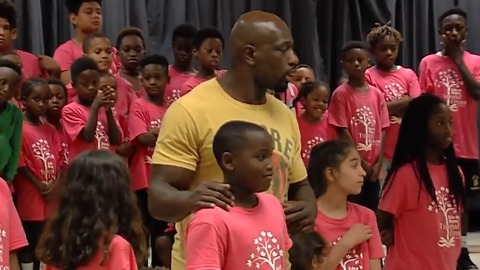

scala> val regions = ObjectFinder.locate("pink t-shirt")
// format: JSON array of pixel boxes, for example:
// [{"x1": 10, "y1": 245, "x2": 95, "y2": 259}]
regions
[
  {"x1": 114, "y1": 74, "x2": 138, "y2": 137},
  {"x1": 278, "y1": 82, "x2": 303, "y2": 115},
  {"x1": 180, "y1": 70, "x2": 228, "y2": 95},
  {"x1": 164, "y1": 65, "x2": 195, "y2": 105},
  {"x1": 328, "y1": 83, "x2": 390, "y2": 166},
  {"x1": 128, "y1": 97, "x2": 167, "y2": 191},
  {"x1": 419, "y1": 51, "x2": 480, "y2": 159},
  {"x1": 297, "y1": 111, "x2": 330, "y2": 166},
  {"x1": 61, "y1": 101, "x2": 122, "y2": 161},
  {"x1": 45, "y1": 235, "x2": 137, "y2": 270},
  {"x1": 185, "y1": 193, "x2": 292, "y2": 270},
  {"x1": 365, "y1": 66, "x2": 422, "y2": 159},
  {"x1": 14, "y1": 122, "x2": 62, "y2": 221},
  {"x1": 314, "y1": 202, "x2": 384, "y2": 270},
  {"x1": 0, "y1": 178, "x2": 28, "y2": 268},
  {"x1": 17, "y1": 49, "x2": 43, "y2": 78},
  {"x1": 379, "y1": 162, "x2": 462, "y2": 270}
]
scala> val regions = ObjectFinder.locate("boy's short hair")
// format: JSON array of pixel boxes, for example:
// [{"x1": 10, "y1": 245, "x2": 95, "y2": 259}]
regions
[
  {"x1": 0, "y1": 0, "x2": 16, "y2": 28},
  {"x1": 212, "y1": 121, "x2": 267, "y2": 168},
  {"x1": 438, "y1": 7, "x2": 467, "y2": 29},
  {"x1": 65, "y1": 0, "x2": 102, "y2": 15},
  {"x1": 172, "y1": 24, "x2": 197, "y2": 44},
  {"x1": 70, "y1": 57, "x2": 100, "y2": 85},
  {"x1": 341, "y1": 41, "x2": 369, "y2": 59},
  {"x1": 140, "y1": 54, "x2": 169, "y2": 71},
  {"x1": 0, "y1": 59, "x2": 21, "y2": 76},
  {"x1": 116, "y1": 27, "x2": 146, "y2": 49},
  {"x1": 21, "y1": 77, "x2": 48, "y2": 101},
  {"x1": 366, "y1": 22, "x2": 403, "y2": 48},
  {"x1": 192, "y1": 27, "x2": 225, "y2": 49},
  {"x1": 82, "y1": 33, "x2": 110, "y2": 53}
]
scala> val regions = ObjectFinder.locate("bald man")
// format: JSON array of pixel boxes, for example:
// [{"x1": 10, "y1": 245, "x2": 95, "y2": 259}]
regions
[{"x1": 148, "y1": 11, "x2": 317, "y2": 269}]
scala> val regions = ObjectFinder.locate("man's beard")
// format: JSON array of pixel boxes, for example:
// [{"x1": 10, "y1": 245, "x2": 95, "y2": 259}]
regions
[{"x1": 271, "y1": 80, "x2": 289, "y2": 93}]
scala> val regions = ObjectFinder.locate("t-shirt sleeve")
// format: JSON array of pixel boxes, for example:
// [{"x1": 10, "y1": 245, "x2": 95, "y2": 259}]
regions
[
  {"x1": 418, "y1": 58, "x2": 434, "y2": 94},
  {"x1": 2, "y1": 181, "x2": 28, "y2": 251},
  {"x1": 151, "y1": 102, "x2": 199, "y2": 171},
  {"x1": 128, "y1": 101, "x2": 149, "y2": 142},
  {"x1": 406, "y1": 69, "x2": 422, "y2": 98},
  {"x1": 107, "y1": 237, "x2": 137, "y2": 270},
  {"x1": 378, "y1": 165, "x2": 414, "y2": 216},
  {"x1": 377, "y1": 91, "x2": 390, "y2": 129},
  {"x1": 61, "y1": 104, "x2": 86, "y2": 143},
  {"x1": 288, "y1": 112, "x2": 307, "y2": 184},
  {"x1": 53, "y1": 44, "x2": 74, "y2": 72},
  {"x1": 185, "y1": 218, "x2": 224, "y2": 270},
  {"x1": 327, "y1": 88, "x2": 349, "y2": 128},
  {"x1": 366, "y1": 210, "x2": 384, "y2": 259}
]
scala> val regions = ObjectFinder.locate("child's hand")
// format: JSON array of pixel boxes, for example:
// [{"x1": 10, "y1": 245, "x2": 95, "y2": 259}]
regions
[
  {"x1": 148, "y1": 127, "x2": 160, "y2": 136},
  {"x1": 102, "y1": 87, "x2": 116, "y2": 110},
  {"x1": 370, "y1": 160, "x2": 382, "y2": 182},
  {"x1": 340, "y1": 224, "x2": 372, "y2": 248},
  {"x1": 381, "y1": 228, "x2": 394, "y2": 246},
  {"x1": 441, "y1": 32, "x2": 465, "y2": 60},
  {"x1": 92, "y1": 89, "x2": 112, "y2": 109},
  {"x1": 40, "y1": 181, "x2": 53, "y2": 196},
  {"x1": 361, "y1": 159, "x2": 372, "y2": 179}
]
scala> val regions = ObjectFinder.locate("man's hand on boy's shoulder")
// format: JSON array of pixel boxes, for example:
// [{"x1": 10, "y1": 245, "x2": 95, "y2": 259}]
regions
[{"x1": 37, "y1": 55, "x2": 61, "y2": 73}]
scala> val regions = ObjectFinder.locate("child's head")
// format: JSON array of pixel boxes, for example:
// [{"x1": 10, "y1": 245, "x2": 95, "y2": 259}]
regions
[
  {"x1": 20, "y1": 78, "x2": 50, "y2": 118},
  {"x1": 290, "y1": 232, "x2": 329, "y2": 270},
  {"x1": 213, "y1": 121, "x2": 273, "y2": 193},
  {"x1": 308, "y1": 140, "x2": 366, "y2": 198},
  {"x1": 0, "y1": 0, "x2": 17, "y2": 53},
  {"x1": 83, "y1": 33, "x2": 112, "y2": 72},
  {"x1": 36, "y1": 150, "x2": 148, "y2": 269},
  {"x1": 71, "y1": 56, "x2": 100, "y2": 104},
  {"x1": 0, "y1": 51, "x2": 22, "y2": 69},
  {"x1": 341, "y1": 41, "x2": 370, "y2": 80},
  {"x1": 0, "y1": 59, "x2": 21, "y2": 105},
  {"x1": 385, "y1": 93, "x2": 464, "y2": 205},
  {"x1": 192, "y1": 27, "x2": 224, "y2": 72},
  {"x1": 438, "y1": 8, "x2": 467, "y2": 42},
  {"x1": 288, "y1": 64, "x2": 315, "y2": 89},
  {"x1": 172, "y1": 24, "x2": 197, "y2": 68},
  {"x1": 293, "y1": 81, "x2": 329, "y2": 120},
  {"x1": 98, "y1": 72, "x2": 117, "y2": 103},
  {"x1": 366, "y1": 22, "x2": 403, "y2": 70},
  {"x1": 47, "y1": 78, "x2": 68, "y2": 115},
  {"x1": 140, "y1": 54, "x2": 169, "y2": 99},
  {"x1": 65, "y1": 0, "x2": 102, "y2": 34},
  {"x1": 116, "y1": 27, "x2": 146, "y2": 71}
]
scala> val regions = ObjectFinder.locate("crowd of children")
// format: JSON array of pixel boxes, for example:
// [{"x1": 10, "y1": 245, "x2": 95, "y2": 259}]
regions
[{"x1": 0, "y1": 0, "x2": 479, "y2": 269}]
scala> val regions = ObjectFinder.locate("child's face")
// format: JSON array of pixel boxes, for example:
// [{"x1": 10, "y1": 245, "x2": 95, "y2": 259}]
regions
[
  {"x1": 195, "y1": 38, "x2": 223, "y2": 71},
  {"x1": 47, "y1": 84, "x2": 67, "y2": 114},
  {"x1": 75, "y1": 69, "x2": 99, "y2": 103},
  {"x1": 172, "y1": 38, "x2": 194, "y2": 67},
  {"x1": 0, "y1": 17, "x2": 17, "y2": 52},
  {"x1": 441, "y1": 14, "x2": 467, "y2": 43},
  {"x1": 24, "y1": 84, "x2": 49, "y2": 117},
  {"x1": 427, "y1": 103, "x2": 453, "y2": 151},
  {"x1": 99, "y1": 75, "x2": 117, "y2": 103},
  {"x1": 141, "y1": 64, "x2": 169, "y2": 98},
  {"x1": 0, "y1": 67, "x2": 20, "y2": 104},
  {"x1": 372, "y1": 36, "x2": 399, "y2": 69},
  {"x1": 118, "y1": 35, "x2": 145, "y2": 71},
  {"x1": 289, "y1": 67, "x2": 315, "y2": 89},
  {"x1": 341, "y1": 48, "x2": 369, "y2": 80},
  {"x1": 329, "y1": 148, "x2": 365, "y2": 195},
  {"x1": 0, "y1": 53, "x2": 22, "y2": 69},
  {"x1": 85, "y1": 37, "x2": 112, "y2": 72},
  {"x1": 70, "y1": 1, "x2": 102, "y2": 33},
  {"x1": 302, "y1": 86, "x2": 329, "y2": 120}
]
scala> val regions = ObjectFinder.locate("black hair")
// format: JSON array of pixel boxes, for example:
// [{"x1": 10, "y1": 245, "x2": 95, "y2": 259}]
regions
[
  {"x1": 292, "y1": 80, "x2": 329, "y2": 106},
  {"x1": 294, "y1": 64, "x2": 313, "y2": 71},
  {"x1": 172, "y1": 23, "x2": 197, "y2": 44},
  {"x1": 366, "y1": 21, "x2": 403, "y2": 48},
  {"x1": 70, "y1": 56, "x2": 100, "y2": 86},
  {"x1": 290, "y1": 232, "x2": 328, "y2": 270},
  {"x1": 192, "y1": 27, "x2": 225, "y2": 49},
  {"x1": 212, "y1": 121, "x2": 267, "y2": 168},
  {"x1": 0, "y1": 59, "x2": 21, "y2": 76},
  {"x1": 47, "y1": 78, "x2": 68, "y2": 102},
  {"x1": 341, "y1": 41, "x2": 369, "y2": 60},
  {"x1": 0, "y1": 0, "x2": 16, "y2": 28},
  {"x1": 384, "y1": 93, "x2": 465, "y2": 207},
  {"x1": 140, "y1": 54, "x2": 169, "y2": 70},
  {"x1": 308, "y1": 140, "x2": 356, "y2": 197},
  {"x1": 65, "y1": 0, "x2": 102, "y2": 14},
  {"x1": 82, "y1": 33, "x2": 110, "y2": 53},
  {"x1": 438, "y1": 7, "x2": 467, "y2": 30},
  {"x1": 20, "y1": 77, "x2": 48, "y2": 101},
  {"x1": 116, "y1": 27, "x2": 146, "y2": 49}
]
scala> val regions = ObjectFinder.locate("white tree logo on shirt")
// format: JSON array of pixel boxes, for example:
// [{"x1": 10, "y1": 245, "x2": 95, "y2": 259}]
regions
[
  {"x1": 427, "y1": 186, "x2": 460, "y2": 248},
  {"x1": 332, "y1": 237, "x2": 363, "y2": 270},
  {"x1": 435, "y1": 69, "x2": 464, "y2": 112},
  {"x1": 0, "y1": 224, "x2": 5, "y2": 264},
  {"x1": 144, "y1": 119, "x2": 162, "y2": 164},
  {"x1": 246, "y1": 231, "x2": 285, "y2": 269},
  {"x1": 95, "y1": 122, "x2": 110, "y2": 150},
  {"x1": 383, "y1": 83, "x2": 404, "y2": 124},
  {"x1": 351, "y1": 106, "x2": 375, "y2": 152},
  {"x1": 32, "y1": 139, "x2": 55, "y2": 183},
  {"x1": 301, "y1": 136, "x2": 324, "y2": 161},
  {"x1": 167, "y1": 89, "x2": 181, "y2": 105},
  {"x1": 61, "y1": 142, "x2": 69, "y2": 165}
]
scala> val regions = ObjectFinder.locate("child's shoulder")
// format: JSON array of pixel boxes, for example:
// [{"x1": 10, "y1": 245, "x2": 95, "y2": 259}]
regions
[
  {"x1": 54, "y1": 39, "x2": 75, "y2": 52},
  {"x1": 109, "y1": 234, "x2": 133, "y2": 250},
  {"x1": 257, "y1": 193, "x2": 282, "y2": 206},
  {"x1": 0, "y1": 179, "x2": 9, "y2": 195},
  {"x1": 189, "y1": 206, "x2": 230, "y2": 229}
]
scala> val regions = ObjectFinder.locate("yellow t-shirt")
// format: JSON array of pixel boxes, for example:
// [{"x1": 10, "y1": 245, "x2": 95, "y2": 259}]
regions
[{"x1": 151, "y1": 78, "x2": 307, "y2": 269}]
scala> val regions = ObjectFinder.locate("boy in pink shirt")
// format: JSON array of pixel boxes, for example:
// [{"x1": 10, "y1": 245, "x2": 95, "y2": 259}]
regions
[
  {"x1": 328, "y1": 41, "x2": 390, "y2": 211},
  {"x1": 186, "y1": 121, "x2": 292, "y2": 270},
  {"x1": 0, "y1": 177, "x2": 28, "y2": 269},
  {"x1": 181, "y1": 27, "x2": 225, "y2": 94},
  {"x1": 116, "y1": 27, "x2": 146, "y2": 95},
  {"x1": 365, "y1": 23, "x2": 421, "y2": 183},
  {"x1": 419, "y1": 8, "x2": 480, "y2": 269},
  {"x1": 61, "y1": 57, "x2": 122, "y2": 161},
  {"x1": 164, "y1": 24, "x2": 197, "y2": 105}
]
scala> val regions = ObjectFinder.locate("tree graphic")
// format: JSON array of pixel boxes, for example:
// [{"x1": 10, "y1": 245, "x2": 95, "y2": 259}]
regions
[
  {"x1": 61, "y1": 142, "x2": 69, "y2": 165},
  {"x1": 350, "y1": 106, "x2": 375, "y2": 152},
  {"x1": 95, "y1": 122, "x2": 110, "y2": 149},
  {"x1": 301, "y1": 136, "x2": 324, "y2": 160},
  {"x1": 0, "y1": 223, "x2": 5, "y2": 264},
  {"x1": 246, "y1": 231, "x2": 285, "y2": 270},
  {"x1": 331, "y1": 237, "x2": 363, "y2": 270},
  {"x1": 427, "y1": 186, "x2": 459, "y2": 248},
  {"x1": 167, "y1": 89, "x2": 182, "y2": 105},
  {"x1": 383, "y1": 83, "x2": 404, "y2": 102},
  {"x1": 435, "y1": 69, "x2": 463, "y2": 112},
  {"x1": 32, "y1": 139, "x2": 55, "y2": 182}
]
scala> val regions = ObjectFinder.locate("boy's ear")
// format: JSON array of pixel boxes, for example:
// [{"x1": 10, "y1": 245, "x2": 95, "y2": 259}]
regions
[
  {"x1": 10, "y1": 28, "x2": 17, "y2": 40},
  {"x1": 221, "y1": 152, "x2": 234, "y2": 172},
  {"x1": 193, "y1": 48, "x2": 198, "y2": 57},
  {"x1": 69, "y1": 13, "x2": 77, "y2": 27}
]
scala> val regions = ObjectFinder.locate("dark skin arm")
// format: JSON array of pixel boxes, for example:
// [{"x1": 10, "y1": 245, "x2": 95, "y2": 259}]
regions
[
  {"x1": 376, "y1": 209, "x2": 395, "y2": 246},
  {"x1": 18, "y1": 167, "x2": 50, "y2": 195},
  {"x1": 105, "y1": 108, "x2": 122, "y2": 146},
  {"x1": 386, "y1": 96, "x2": 412, "y2": 117},
  {"x1": 285, "y1": 179, "x2": 317, "y2": 234},
  {"x1": 79, "y1": 103, "x2": 100, "y2": 142},
  {"x1": 136, "y1": 128, "x2": 160, "y2": 148},
  {"x1": 370, "y1": 130, "x2": 386, "y2": 181}
]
